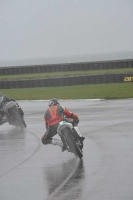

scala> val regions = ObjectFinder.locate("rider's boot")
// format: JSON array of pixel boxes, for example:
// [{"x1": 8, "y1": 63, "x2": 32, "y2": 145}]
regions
[
  {"x1": 51, "y1": 138, "x2": 66, "y2": 152},
  {"x1": 74, "y1": 126, "x2": 85, "y2": 141}
]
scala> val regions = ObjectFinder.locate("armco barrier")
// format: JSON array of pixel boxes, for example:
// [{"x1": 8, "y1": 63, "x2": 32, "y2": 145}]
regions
[
  {"x1": 0, "y1": 73, "x2": 133, "y2": 89},
  {"x1": 0, "y1": 59, "x2": 133, "y2": 75}
]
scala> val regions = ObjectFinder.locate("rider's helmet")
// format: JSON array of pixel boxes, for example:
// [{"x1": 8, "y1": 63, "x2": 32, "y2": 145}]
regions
[{"x1": 48, "y1": 98, "x2": 59, "y2": 107}]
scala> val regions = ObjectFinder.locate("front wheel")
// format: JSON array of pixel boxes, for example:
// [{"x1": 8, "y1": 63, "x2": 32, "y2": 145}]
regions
[
  {"x1": 13, "y1": 112, "x2": 26, "y2": 130},
  {"x1": 61, "y1": 127, "x2": 83, "y2": 159}
]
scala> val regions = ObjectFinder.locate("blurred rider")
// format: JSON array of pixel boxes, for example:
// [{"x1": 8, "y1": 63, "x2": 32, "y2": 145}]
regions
[
  {"x1": 0, "y1": 92, "x2": 24, "y2": 125},
  {"x1": 0, "y1": 92, "x2": 16, "y2": 125},
  {"x1": 0, "y1": 92, "x2": 16, "y2": 107},
  {"x1": 41, "y1": 98, "x2": 85, "y2": 151}
]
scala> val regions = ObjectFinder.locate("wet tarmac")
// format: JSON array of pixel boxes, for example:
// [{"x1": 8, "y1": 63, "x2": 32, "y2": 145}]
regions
[{"x1": 0, "y1": 99, "x2": 133, "y2": 200}]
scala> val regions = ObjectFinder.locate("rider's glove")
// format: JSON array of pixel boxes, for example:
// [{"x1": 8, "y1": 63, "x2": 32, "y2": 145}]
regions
[
  {"x1": 73, "y1": 118, "x2": 79, "y2": 126},
  {"x1": 75, "y1": 118, "x2": 79, "y2": 124}
]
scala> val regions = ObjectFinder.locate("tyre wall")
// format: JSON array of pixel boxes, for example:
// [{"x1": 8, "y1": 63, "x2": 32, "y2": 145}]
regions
[
  {"x1": 0, "y1": 59, "x2": 133, "y2": 75},
  {"x1": 0, "y1": 73, "x2": 133, "y2": 89}
]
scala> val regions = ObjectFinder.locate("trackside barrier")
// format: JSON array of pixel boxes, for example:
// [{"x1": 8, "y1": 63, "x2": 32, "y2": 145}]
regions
[
  {"x1": 0, "y1": 73, "x2": 133, "y2": 89},
  {"x1": 0, "y1": 59, "x2": 133, "y2": 75}
]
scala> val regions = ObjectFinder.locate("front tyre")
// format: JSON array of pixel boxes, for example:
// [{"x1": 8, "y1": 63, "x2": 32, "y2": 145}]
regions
[
  {"x1": 14, "y1": 112, "x2": 26, "y2": 130},
  {"x1": 62, "y1": 127, "x2": 83, "y2": 159}
]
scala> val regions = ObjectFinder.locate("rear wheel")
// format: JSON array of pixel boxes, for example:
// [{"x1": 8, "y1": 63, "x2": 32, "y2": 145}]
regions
[{"x1": 62, "y1": 127, "x2": 83, "y2": 159}]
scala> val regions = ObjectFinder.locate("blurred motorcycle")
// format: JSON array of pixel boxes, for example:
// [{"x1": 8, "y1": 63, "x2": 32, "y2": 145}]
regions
[{"x1": 3, "y1": 101, "x2": 27, "y2": 129}]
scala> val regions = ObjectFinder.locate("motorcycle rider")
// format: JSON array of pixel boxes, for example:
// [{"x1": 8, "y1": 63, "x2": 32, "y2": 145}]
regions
[
  {"x1": 0, "y1": 92, "x2": 16, "y2": 124},
  {"x1": 41, "y1": 98, "x2": 85, "y2": 151},
  {"x1": 0, "y1": 92, "x2": 24, "y2": 125}
]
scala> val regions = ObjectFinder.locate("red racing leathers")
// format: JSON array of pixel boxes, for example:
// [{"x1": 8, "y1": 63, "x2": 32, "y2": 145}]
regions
[{"x1": 41, "y1": 104, "x2": 78, "y2": 145}]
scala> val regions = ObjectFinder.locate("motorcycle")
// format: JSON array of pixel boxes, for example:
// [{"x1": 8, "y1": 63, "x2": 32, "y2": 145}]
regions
[
  {"x1": 3, "y1": 101, "x2": 27, "y2": 129},
  {"x1": 57, "y1": 119, "x2": 83, "y2": 159}
]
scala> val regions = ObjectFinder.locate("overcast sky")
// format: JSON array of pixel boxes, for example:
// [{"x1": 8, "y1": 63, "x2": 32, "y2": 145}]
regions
[{"x1": 0, "y1": 0, "x2": 133, "y2": 66}]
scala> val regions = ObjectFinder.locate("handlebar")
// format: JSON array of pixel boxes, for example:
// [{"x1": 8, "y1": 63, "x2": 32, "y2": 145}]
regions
[{"x1": 72, "y1": 119, "x2": 79, "y2": 127}]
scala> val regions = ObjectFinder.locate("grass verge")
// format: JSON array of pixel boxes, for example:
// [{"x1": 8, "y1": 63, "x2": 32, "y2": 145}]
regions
[{"x1": 0, "y1": 83, "x2": 133, "y2": 100}]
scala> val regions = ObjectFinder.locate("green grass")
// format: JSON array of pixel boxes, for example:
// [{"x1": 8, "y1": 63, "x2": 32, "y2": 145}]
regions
[
  {"x1": 0, "y1": 68, "x2": 133, "y2": 80},
  {"x1": 0, "y1": 83, "x2": 133, "y2": 100}
]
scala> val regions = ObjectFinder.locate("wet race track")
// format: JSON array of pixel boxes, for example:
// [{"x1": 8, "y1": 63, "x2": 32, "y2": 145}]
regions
[{"x1": 0, "y1": 99, "x2": 133, "y2": 200}]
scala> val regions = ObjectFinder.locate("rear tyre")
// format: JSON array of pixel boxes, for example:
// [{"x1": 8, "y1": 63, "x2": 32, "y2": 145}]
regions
[{"x1": 62, "y1": 127, "x2": 83, "y2": 159}]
